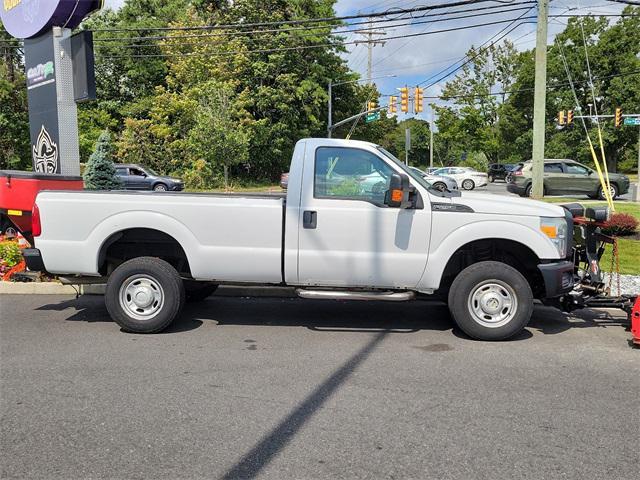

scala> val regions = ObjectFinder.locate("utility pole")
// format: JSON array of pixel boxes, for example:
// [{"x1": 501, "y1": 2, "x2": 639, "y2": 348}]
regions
[
  {"x1": 327, "y1": 80, "x2": 332, "y2": 138},
  {"x1": 354, "y1": 18, "x2": 386, "y2": 84},
  {"x1": 405, "y1": 128, "x2": 411, "y2": 166},
  {"x1": 531, "y1": 0, "x2": 549, "y2": 199},
  {"x1": 636, "y1": 126, "x2": 640, "y2": 202},
  {"x1": 430, "y1": 104, "x2": 434, "y2": 169}
]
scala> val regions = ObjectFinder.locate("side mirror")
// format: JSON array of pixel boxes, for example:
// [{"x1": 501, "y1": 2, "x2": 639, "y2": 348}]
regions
[{"x1": 385, "y1": 173, "x2": 412, "y2": 208}]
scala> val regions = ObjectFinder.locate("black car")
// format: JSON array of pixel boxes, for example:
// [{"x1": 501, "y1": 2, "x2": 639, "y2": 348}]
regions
[
  {"x1": 487, "y1": 163, "x2": 516, "y2": 182},
  {"x1": 115, "y1": 164, "x2": 184, "y2": 191}
]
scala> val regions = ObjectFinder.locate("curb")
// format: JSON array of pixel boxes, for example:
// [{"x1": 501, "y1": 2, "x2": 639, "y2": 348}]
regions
[{"x1": 0, "y1": 282, "x2": 297, "y2": 298}]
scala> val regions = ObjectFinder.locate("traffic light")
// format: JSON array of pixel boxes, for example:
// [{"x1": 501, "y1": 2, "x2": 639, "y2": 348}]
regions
[
  {"x1": 558, "y1": 110, "x2": 565, "y2": 125},
  {"x1": 388, "y1": 96, "x2": 397, "y2": 114},
  {"x1": 414, "y1": 87, "x2": 424, "y2": 113},
  {"x1": 567, "y1": 110, "x2": 573, "y2": 125},
  {"x1": 615, "y1": 107, "x2": 622, "y2": 127},
  {"x1": 400, "y1": 87, "x2": 409, "y2": 113},
  {"x1": 367, "y1": 101, "x2": 376, "y2": 112}
]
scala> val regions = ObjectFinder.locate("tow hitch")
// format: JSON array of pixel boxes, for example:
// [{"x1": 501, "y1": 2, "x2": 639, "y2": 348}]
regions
[{"x1": 560, "y1": 203, "x2": 638, "y2": 347}]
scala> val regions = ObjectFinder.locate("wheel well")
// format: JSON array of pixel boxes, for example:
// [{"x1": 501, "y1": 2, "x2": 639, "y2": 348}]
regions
[
  {"x1": 98, "y1": 228, "x2": 191, "y2": 277},
  {"x1": 438, "y1": 239, "x2": 545, "y2": 298}
]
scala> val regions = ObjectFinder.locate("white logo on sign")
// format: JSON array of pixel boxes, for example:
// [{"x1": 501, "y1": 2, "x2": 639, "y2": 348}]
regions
[
  {"x1": 21, "y1": 0, "x2": 39, "y2": 23},
  {"x1": 33, "y1": 125, "x2": 58, "y2": 173}
]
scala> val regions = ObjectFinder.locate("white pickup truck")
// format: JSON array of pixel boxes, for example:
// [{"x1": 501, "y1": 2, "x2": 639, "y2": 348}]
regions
[{"x1": 25, "y1": 138, "x2": 575, "y2": 340}]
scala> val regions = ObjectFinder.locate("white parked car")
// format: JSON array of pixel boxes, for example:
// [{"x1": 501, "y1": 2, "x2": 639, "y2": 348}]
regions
[
  {"x1": 26, "y1": 138, "x2": 575, "y2": 341},
  {"x1": 432, "y1": 167, "x2": 488, "y2": 190},
  {"x1": 409, "y1": 167, "x2": 458, "y2": 192}
]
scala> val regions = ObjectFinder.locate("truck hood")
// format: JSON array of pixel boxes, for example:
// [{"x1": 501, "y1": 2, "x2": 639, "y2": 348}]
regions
[{"x1": 451, "y1": 192, "x2": 565, "y2": 217}]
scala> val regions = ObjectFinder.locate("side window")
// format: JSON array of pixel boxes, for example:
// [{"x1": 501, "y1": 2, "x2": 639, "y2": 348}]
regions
[
  {"x1": 565, "y1": 163, "x2": 589, "y2": 175},
  {"x1": 129, "y1": 168, "x2": 144, "y2": 176},
  {"x1": 314, "y1": 147, "x2": 394, "y2": 204},
  {"x1": 115, "y1": 167, "x2": 126, "y2": 176},
  {"x1": 544, "y1": 163, "x2": 563, "y2": 173}
]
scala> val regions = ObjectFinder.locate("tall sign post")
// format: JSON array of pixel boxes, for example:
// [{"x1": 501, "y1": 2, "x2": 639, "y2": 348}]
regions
[{"x1": 1, "y1": 0, "x2": 103, "y2": 175}]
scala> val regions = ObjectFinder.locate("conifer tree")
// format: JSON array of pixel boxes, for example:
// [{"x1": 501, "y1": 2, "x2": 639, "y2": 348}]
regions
[{"x1": 83, "y1": 131, "x2": 122, "y2": 190}]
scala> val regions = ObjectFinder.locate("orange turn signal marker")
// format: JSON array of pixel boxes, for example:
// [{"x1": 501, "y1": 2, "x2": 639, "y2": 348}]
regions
[
  {"x1": 391, "y1": 189, "x2": 403, "y2": 202},
  {"x1": 540, "y1": 225, "x2": 557, "y2": 238}
]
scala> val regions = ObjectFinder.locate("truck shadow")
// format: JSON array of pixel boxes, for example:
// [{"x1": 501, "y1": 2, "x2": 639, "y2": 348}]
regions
[{"x1": 34, "y1": 296, "x2": 627, "y2": 337}]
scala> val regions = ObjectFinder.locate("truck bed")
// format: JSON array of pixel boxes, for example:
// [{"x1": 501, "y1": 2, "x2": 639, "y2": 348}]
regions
[{"x1": 35, "y1": 190, "x2": 286, "y2": 282}]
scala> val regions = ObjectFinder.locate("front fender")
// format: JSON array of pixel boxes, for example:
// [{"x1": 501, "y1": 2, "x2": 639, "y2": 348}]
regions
[{"x1": 417, "y1": 219, "x2": 560, "y2": 291}]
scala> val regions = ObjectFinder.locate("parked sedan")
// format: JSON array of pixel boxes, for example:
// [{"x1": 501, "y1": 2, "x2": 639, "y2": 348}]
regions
[
  {"x1": 115, "y1": 164, "x2": 184, "y2": 191},
  {"x1": 409, "y1": 167, "x2": 458, "y2": 192},
  {"x1": 431, "y1": 167, "x2": 488, "y2": 190},
  {"x1": 507, "y1": 159, "x2": 630, "y2": 199}
]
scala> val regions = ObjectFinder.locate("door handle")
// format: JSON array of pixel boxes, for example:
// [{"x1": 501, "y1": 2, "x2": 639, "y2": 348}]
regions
[{"x1": 303, "y1": 210, "x2": 317, "y2": 229}]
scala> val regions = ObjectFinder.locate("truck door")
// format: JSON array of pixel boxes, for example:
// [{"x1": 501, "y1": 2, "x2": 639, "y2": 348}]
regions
[{"x1": 297, "y1": 145, "x2": 431, "y2": 289}]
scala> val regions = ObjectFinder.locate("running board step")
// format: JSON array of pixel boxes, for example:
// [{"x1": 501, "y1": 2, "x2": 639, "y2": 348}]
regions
[{"x1": 296, "y1": 289, "x2": 415, "y2": 302}]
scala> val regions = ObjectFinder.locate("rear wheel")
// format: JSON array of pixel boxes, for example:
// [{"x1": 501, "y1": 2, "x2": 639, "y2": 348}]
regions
[
  {"x1": 432, "y1": 182, "x2": 447, "y2": 192},
  {"x1": 105, "y1": 257, "x2": 185, "y2": 333},
  {"x1": 447, "y1": 261, "x2": 533, "y2": 341},
  {"x1": 525, "y1": 184, "x2": 545, "y2": 197},
  {"x1": 462, "y1": 179, "x2": 475, "y2": 190},
  {"x1": 598, "y1": 183, "x2": 618, "y2": 200}
]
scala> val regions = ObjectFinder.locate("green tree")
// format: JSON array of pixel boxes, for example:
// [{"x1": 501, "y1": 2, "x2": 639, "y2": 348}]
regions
[
  {"x1": 188, "y1": 83, "x2": 250, "y2": 188},
  {"x1": 83, "y1": 131, "x2": 123, "y2": 190},
  {"x1": 0, "y1": 26, "x2": 30, "y2": 170}
]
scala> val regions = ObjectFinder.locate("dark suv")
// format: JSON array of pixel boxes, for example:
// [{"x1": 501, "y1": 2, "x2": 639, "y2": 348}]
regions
[
  {"x1": 488, "y1": 163, "x2": 516, "y2": 182},
  {"x1": 115, "y1": 164, "x2": 184, "y2": 191},
  {"x1": 507, "y1": 159, "x2": 630, "y2": 199}
]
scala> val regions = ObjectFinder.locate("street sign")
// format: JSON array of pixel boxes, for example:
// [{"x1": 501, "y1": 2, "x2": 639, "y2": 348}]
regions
[
  {"x1": 365, "y1": 112, "x2": 380, "y2": 123},
  {"x1": 623, "y1": 117, "x2": 640, "y2": 126}
]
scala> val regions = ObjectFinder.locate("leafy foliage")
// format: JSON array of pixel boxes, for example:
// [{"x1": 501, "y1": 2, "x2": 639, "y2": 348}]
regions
[
  {"x1": 83, "y1": 131, "x2": 123, "y2": 190},
  {"x1": 601, "y1": 213, "x2": 639, "y2": 236},
  {"x1": 0, "y1": 240, "x2": 22, "y2": 268}
]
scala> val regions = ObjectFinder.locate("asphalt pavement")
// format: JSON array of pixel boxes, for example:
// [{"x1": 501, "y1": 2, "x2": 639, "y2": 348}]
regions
[{"x1": 1, "y1": 294, "x2": 638, "y2": 480}]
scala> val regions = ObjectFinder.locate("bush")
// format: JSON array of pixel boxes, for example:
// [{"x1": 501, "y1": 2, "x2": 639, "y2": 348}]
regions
[
  {"x1": 0, "y1": 240, "x2": 22, "y2": 277},
  {"x1": 601, "y1": 213, "x2": 639, "y2": 236}
]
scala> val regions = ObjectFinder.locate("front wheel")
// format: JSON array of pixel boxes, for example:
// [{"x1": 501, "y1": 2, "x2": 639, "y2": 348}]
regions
[
  {"x1": 462, "y1": 179, "x2": 475, "y2": 190},
  {"x1": 153, "y1": 183, "x2": 168, "y2": 191},
  {"x1": 447, "y1": 261, "x2": 533, "y2": 341},
  {"x1": 598, "y1": 183, "x2": 618, "y2": 200},
  {"x1": 105, "y1": 257, "x2": 185, "y2": 333},
  {"x1": 432, "y1": 182, "x2": 447, "y2": 192}
]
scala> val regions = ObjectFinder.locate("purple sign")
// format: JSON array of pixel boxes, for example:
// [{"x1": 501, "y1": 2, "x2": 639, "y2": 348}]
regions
[{"x1": 0, "y1": 0, "x2": 103, "y2": 39}]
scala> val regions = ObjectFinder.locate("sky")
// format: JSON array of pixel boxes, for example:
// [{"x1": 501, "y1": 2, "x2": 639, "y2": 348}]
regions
[{"x1": 102, "y1": 0, "x2": 626, "y2": 122}]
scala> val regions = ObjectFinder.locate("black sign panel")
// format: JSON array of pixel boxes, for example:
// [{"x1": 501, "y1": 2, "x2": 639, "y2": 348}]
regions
[{"x1": 24, "y1": 31, "x2": 60, "y2": 174}]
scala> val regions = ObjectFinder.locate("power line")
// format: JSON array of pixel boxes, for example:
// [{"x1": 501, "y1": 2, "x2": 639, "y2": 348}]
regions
[
  {"x1": 90, "y1": 0, "x2": 518, "y2": 33},
  {"x1": 96, "y1": 16, "x2": 540, "y2": 59}
]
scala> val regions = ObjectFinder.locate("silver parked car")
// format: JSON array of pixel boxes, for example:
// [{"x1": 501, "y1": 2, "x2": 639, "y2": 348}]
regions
[{"x1": 409, "y1": 167, "x2": 458, "y2": 192}]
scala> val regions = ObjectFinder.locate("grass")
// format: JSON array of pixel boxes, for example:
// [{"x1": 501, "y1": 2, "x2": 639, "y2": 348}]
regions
[{"x1": 600, "y1": 237, "x2": 640, "y2": 276}]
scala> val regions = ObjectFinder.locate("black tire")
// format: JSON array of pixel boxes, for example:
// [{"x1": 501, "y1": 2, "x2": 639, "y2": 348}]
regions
[
  {"x1": 462, "y1": 179, "x2": 475, "y2": 190},
  {"x1": 447, "y1": 261, "x2": 533, "y2": 341},
  {"x1": 598, "y1": 183, "x2": 618, "y2": 200},
  {"x1": 153, "y1": 183, "x2": 168, "y2": 191},
  {"x1": 489, "y1": 175, "x2": 495, "y2": 183},
  {"x1": 524, "y1": 183, "x2": 545, "y2": 197},
  {"x1": 432, "y1": 182, "x2": 447, "y2": 192},
  {"x1": 184, "y1": 281, "x2": 219, "y2": 302},
  {"x1": 105, "y1": 257, "x2": 185, "y2": 333}
]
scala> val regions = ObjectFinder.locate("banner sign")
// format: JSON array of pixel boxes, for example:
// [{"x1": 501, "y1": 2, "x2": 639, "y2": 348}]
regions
[{"x1": 0, "y1": 0, "x2": 103, "y2": 39}]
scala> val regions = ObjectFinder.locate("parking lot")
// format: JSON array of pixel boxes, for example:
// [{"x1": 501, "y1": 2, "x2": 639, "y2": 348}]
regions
[
  {"x1": 480, "y1": 178, "x2": 635, "y2": 201},
  {"x1": 1, "y1": 293, "x2": 638, "y2": 480}
]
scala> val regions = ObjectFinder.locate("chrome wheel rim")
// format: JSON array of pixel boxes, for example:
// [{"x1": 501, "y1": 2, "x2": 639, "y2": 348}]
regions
[
  {"x1": 154, "y1": 185, "x2": 167, "y2": 191},
  {"x1": 119, "y1": 275, "x2": 165, "y2": 320},
  {"x1": 462, "y1": 180, "x2": 474, "y2": 190},
  {"x1": 467, "y1": 280, "x2": 518, "y2": 328}
]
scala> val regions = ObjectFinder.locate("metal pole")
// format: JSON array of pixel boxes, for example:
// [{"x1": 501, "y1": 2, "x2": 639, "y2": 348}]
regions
[
  {"x1": 405, "y1": 127, "x2": 411, "y2": 166},
  {"x1": 327, "y1": 80, "x2": 332, "y2": 138},
  {"x1": 531, "y1": 0, "x2": 549, "y2": 199},
  {"x1": 430, "y1": 104, "x2": 434, "y2": 169}
]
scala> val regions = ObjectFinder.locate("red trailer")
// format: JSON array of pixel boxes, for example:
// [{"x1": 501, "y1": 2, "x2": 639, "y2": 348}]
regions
[{"x1": 0, "y1": 170, "x2": 83, "y2": 241}]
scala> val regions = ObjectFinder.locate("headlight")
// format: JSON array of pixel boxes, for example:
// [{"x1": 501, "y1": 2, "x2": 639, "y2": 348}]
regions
[{"x1": 540, "y1": 217, "x2": 568, "y2": 258}]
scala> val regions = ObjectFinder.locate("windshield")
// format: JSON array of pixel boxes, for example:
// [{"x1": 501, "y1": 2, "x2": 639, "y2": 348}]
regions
[
  {"x1": 376, "y1": 147, "x2": 432, "y2": 191},
  {"x1": 145, "y1": 167, "x2": 158, "y2": 175}
]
